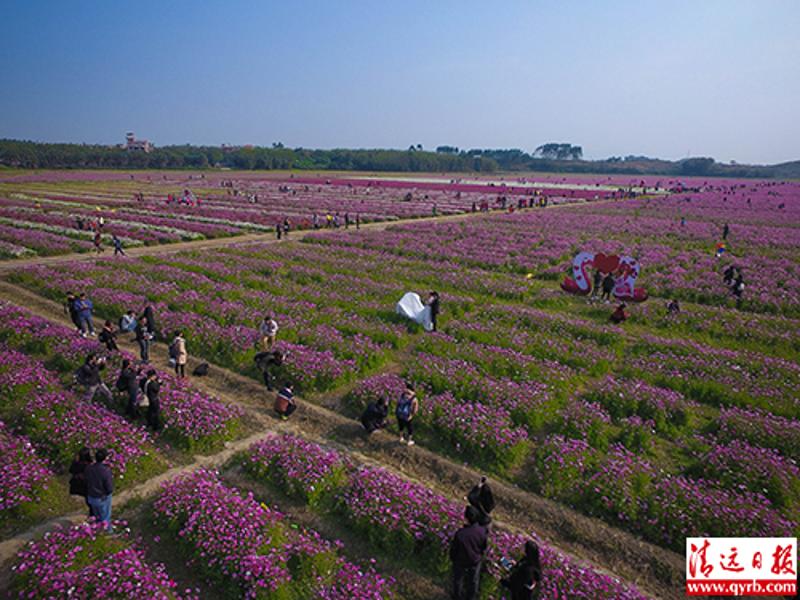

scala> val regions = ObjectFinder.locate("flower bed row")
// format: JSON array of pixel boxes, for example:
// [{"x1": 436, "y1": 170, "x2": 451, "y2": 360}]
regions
[
  {"x1": 0, "y1": 301, "x2": 243, "y2": 451},
  {"x1": 10, "y1": 521, "x2": 182, "y2": 599},
  {"x1": 0, "y1": 420, "x2": 53, "y2": 525},
  {"x1": 241, "y1": 433, "x2": 651, "y2": 599},
  {"x1": 153, "y1": 468, "x2": 395, "y2": 599}
]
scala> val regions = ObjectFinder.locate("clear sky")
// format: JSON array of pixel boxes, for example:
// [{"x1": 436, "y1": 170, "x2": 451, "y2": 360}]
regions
[{"x1": 1, "y1": 1, "x2": 799, "y2": 164}]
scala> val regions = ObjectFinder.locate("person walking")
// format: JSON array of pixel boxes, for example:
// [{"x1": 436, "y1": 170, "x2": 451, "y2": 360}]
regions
[
  {"x1": 64, "y1": 292, "x2": 82, "y2": 333},
  {"x1": 141, "y1": 370, "x2": 161, "y2": 431},
  {"x1": 76, "y1": 353, "x2": 113, "y2": 403},
  {"x1": 467, "y1": 476, "x2": 496, "y2": 527},
  {"x1": 112, "y1": 235, "x2": 125, "y2": 256},
  {"x1": 449, "y1": 506, "x2": 488, "y2": 600},
  {"x1": 426, "y1": 291, "x2": 441, "y2": 332},
  {"x1": 360, "y1": 396, "x2": 389, "y2": 434},
  {"x1": 274, "y1": 384, "x2": 297, "y2": 419},
  {"x1": 500, "y1": 540, "x2": 543, "y2": 600},
  {"x1": 259, "y1": 315, "x2": 279, "y2": 351},
  {"x1": 98, "y1": 320, "x2": 118, "y2": 352},
  {"x1": 93, "y1": 231, "x2": 104, "y2": 254},
  {"x1": 135, "y1": 316, "x2": 152, "y2": 363},
  {"x1": 84, "y1": 448, "x2": 113, "y2": 532},
  {"x1": 396, "y1": 383, "x2": 419, "y2": 446},
  {"x1": 68, "y1": 447, "x2": 93, "y2": 516},
  {"x1": 600, "y1": 273, "x2": 615, "y2": 303},
  {"x1": 116, "y1": 359, "x2": 140, "y2": 417},
  {"x1": 255, "y1": 349, "x2": 283, "y2": 391},
  {"x1": 170, "y1": 331, "x2": 188, "y2": 378},
  {"x1": 74, "y1": 293, "x2": 95, "y2": 337}
]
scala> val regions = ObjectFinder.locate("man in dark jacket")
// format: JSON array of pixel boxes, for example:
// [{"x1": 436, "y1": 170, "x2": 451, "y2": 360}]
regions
[
  {"x1": 64, "y1": 292, "x2": 81, "y2": 333},
  {"x1": 116, "y1": 359, "x2": 140, "y2": 417},
  {"x1": 77, "y1": 354, "x2": 113, "y2": 403},
  {"x1": 426, "y1": 291, "x2": 441, "y2": 332},
  {"x1": 84, "y1": 448, "x2": 113, "y2": 532},
  {"x1": 450, "y1": 506, "x2": 488, "y2": 600},
  {"x1": 141, "y1": 370, "x2": 161, "y2": 431},
  {"x1": 255, "y1": 350, "x2": 283, "y2": 391},
  {"x1": 467, "y1": 476, "x2": 496, "y2": 526}
]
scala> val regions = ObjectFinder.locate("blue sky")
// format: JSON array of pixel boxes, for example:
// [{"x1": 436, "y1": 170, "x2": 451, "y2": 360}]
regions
[{"x1": 1, "y1": 1, "x2": 798, "y2": 163}]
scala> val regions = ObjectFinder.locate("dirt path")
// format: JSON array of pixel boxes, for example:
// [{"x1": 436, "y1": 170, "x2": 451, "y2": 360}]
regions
[{"x1": 0, "y1": 281, "x2": 683, "y2": 599}]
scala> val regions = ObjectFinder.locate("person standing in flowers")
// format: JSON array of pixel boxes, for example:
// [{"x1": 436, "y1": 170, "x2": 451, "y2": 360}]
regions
[
  {"x1": 467, "y1": 476, "x2": 495, "y2": 527},
  {"x1": 259, "y1": 315, "x2": 279, "y2": 351},
  {"x1": 116, "y1": 358, "x2": 140, "y2": 417},
  {"x1": 500, "y1": 540, "x2": 542, "y2": 600},
  {"x1": 74, "y1": 292, "x2": 95, "y2": 337},
  {"x1": 600, "y1": 273, "x2": 616, "y2": 304},
  {"x1": 449, "y1": 505, "x2": 488, "y2": 600},
  {"x1": 141, "y1": 370, "x2": 162, "y2": 431},
  {"x1": 68, "y1": 447, "x2": 93, "y2": 516},
  {"x1": 426, "y1": 291, "x2": 441, "y2": 332},
  {"x1": 590, "y1": 269, "x2": 603, "y2": 302},
  {"x1": 170, "y1": 330, "x2": 188, "y2": 378},
  {"x1": 135, "y1": 316, "x2": 153, "y2": 363},
  {"x1": 93, "y1": 231, "x2": 104, "y2": 254},
  {"x1": 396, "y1": 383, "x2": 419, "y2": 446},
  {"x1": 84, "y1": 448, "x2": 113, "y2": 532},
  {"x1": 64, "y1": 292, "x2": 82, "y2": 333}
]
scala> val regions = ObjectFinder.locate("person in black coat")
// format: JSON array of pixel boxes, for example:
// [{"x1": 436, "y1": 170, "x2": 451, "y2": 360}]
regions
[
  {"x1": 601, "y1": 273, "x2": 616, "y2": 303},
  {"x1": 116, "y1": 359, "x2": 140, "y2": 417},
  {"x1": 467, "y1": 476, "x2": 496, "y2": 526},
  {"x1": 68, "y1": 447, "x2": 93, "y2": 516},
  {"x1": 501, "y1": 540, "x2": 543, "y2": 600},
  {"x1": 143, "y1": 305, "x2": 157, "y2": 340},
  {"x1": 254, "y1": 350, "x2": 283, "y2": 391},
  {"x1": 140, "y1": 370, "x2": 161, "y2": 431},
  {"x1": 450, "y1": 506, "x2": 488, "y2": 600},
  {"x1": 426, "y1": 291, "x2": 441, "y2": 332},
  {"x1": 360, "y1": 397, "x2": 389, "y2": 434}
]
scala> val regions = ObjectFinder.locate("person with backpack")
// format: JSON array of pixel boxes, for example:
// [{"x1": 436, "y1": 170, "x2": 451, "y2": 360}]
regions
[
  {"x1": 116, "y1": 359, "x2": 140, "y2": 417},
  {"x1": 64, "y1": 292, "x2": 81, "y2": 333},
  {"x1": 396, "y1": 383, "x2": 419, "y2": 446},
  {"x1": 500, "y1": 540, "x2": 543, "y2": 600},
  {"x1": 255, "y1": 349, "x2": 283, "y2": 391},
  {"x1": 449, "y1": 505, "x2": 488, "y2": 600},
  {"x1": 274, "y1": 384, "x2": 297, "y2": 420},
  {"x1": 467, "y1": 476, "x2": 496, "y2": 527},
  {"x1": 84, "y1": 448, "x2": 113, "y2": 532},
  {"x1": 68, "y1": 447, "x2": 93, "y2": 516},
  {"x1": 98, "y1": 320, "x2": 118, "y2": 352},
  {"x1": 170, "y1": 331, "x2": 187, "y2": 378},
  {"x1": 361, "y1": 396, "x2": 389, "y2": 434},
  {"x1": 135, "y1": 316, "x2": 153, "y2": 363},
  {"x1": 259, "y1": 315, "x2": 279, "y2": 351},
  {"x1": 76, "y1": 353, "x2": 113, "y2": 404},
  {"x1": 74, "y1": 293, "x2": 95, "y2": 337},
  {"x1": 140, "y1": 370, "x2": 161, "y2": 431}
]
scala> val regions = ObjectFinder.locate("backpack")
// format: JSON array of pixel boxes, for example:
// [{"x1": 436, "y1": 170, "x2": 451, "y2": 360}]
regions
[
  {"x1": 396, "y1": 397, "x2": 412, "y2": 421},
  {"x1": 168, "y1": 340, "x2": 179, "y2": 360},
  {"x1": 193, "y1": 362, "x2": 209, "y2": 376}
]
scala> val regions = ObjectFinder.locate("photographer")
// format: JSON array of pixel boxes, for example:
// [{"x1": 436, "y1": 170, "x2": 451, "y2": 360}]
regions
[
  {"x1": 76, "y1": 353, "x2": 113, "y2": 403},
  {"x1": 116, "y1": 359, "x2": 141, "y2": 417},
  {"x1": 500, "y1": 540, "x2": 542, "y2": 600}
]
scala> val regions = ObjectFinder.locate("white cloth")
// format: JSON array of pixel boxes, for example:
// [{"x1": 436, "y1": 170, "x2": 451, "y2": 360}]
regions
[{"x1": 396, "y1": 292, "x2": 433, "y2": 331}]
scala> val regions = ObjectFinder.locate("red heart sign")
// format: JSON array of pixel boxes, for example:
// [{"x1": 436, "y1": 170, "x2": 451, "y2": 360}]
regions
[{"x1": 593, "y1": 253, "x2": 621, "y2": 273}]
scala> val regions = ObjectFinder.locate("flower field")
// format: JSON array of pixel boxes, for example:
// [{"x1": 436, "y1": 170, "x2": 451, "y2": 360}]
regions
[{"x1": 1, "y1": 171, "x2": 798, "y2": 599}]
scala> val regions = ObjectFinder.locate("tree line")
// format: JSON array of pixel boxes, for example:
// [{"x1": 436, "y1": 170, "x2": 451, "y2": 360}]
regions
[{"x1": 1, "y1": 139, "x2": 796, "y2": 178}]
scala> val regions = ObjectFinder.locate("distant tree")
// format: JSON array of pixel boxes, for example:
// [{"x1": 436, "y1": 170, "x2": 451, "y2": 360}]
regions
[
  {"x1": 679, "y1": 157, "x2": 715, "y2": 175},
  {"x1": 436, "y1": 145, "x2": 459, "y2": 154},
  {"x1": 533, "y1": 143, "x2": 582, "y2": 160}
]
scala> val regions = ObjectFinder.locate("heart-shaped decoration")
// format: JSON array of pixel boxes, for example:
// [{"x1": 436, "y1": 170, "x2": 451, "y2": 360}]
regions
[{"x1": 593, "y1": 253, "x2": 621, "y2": 274}]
